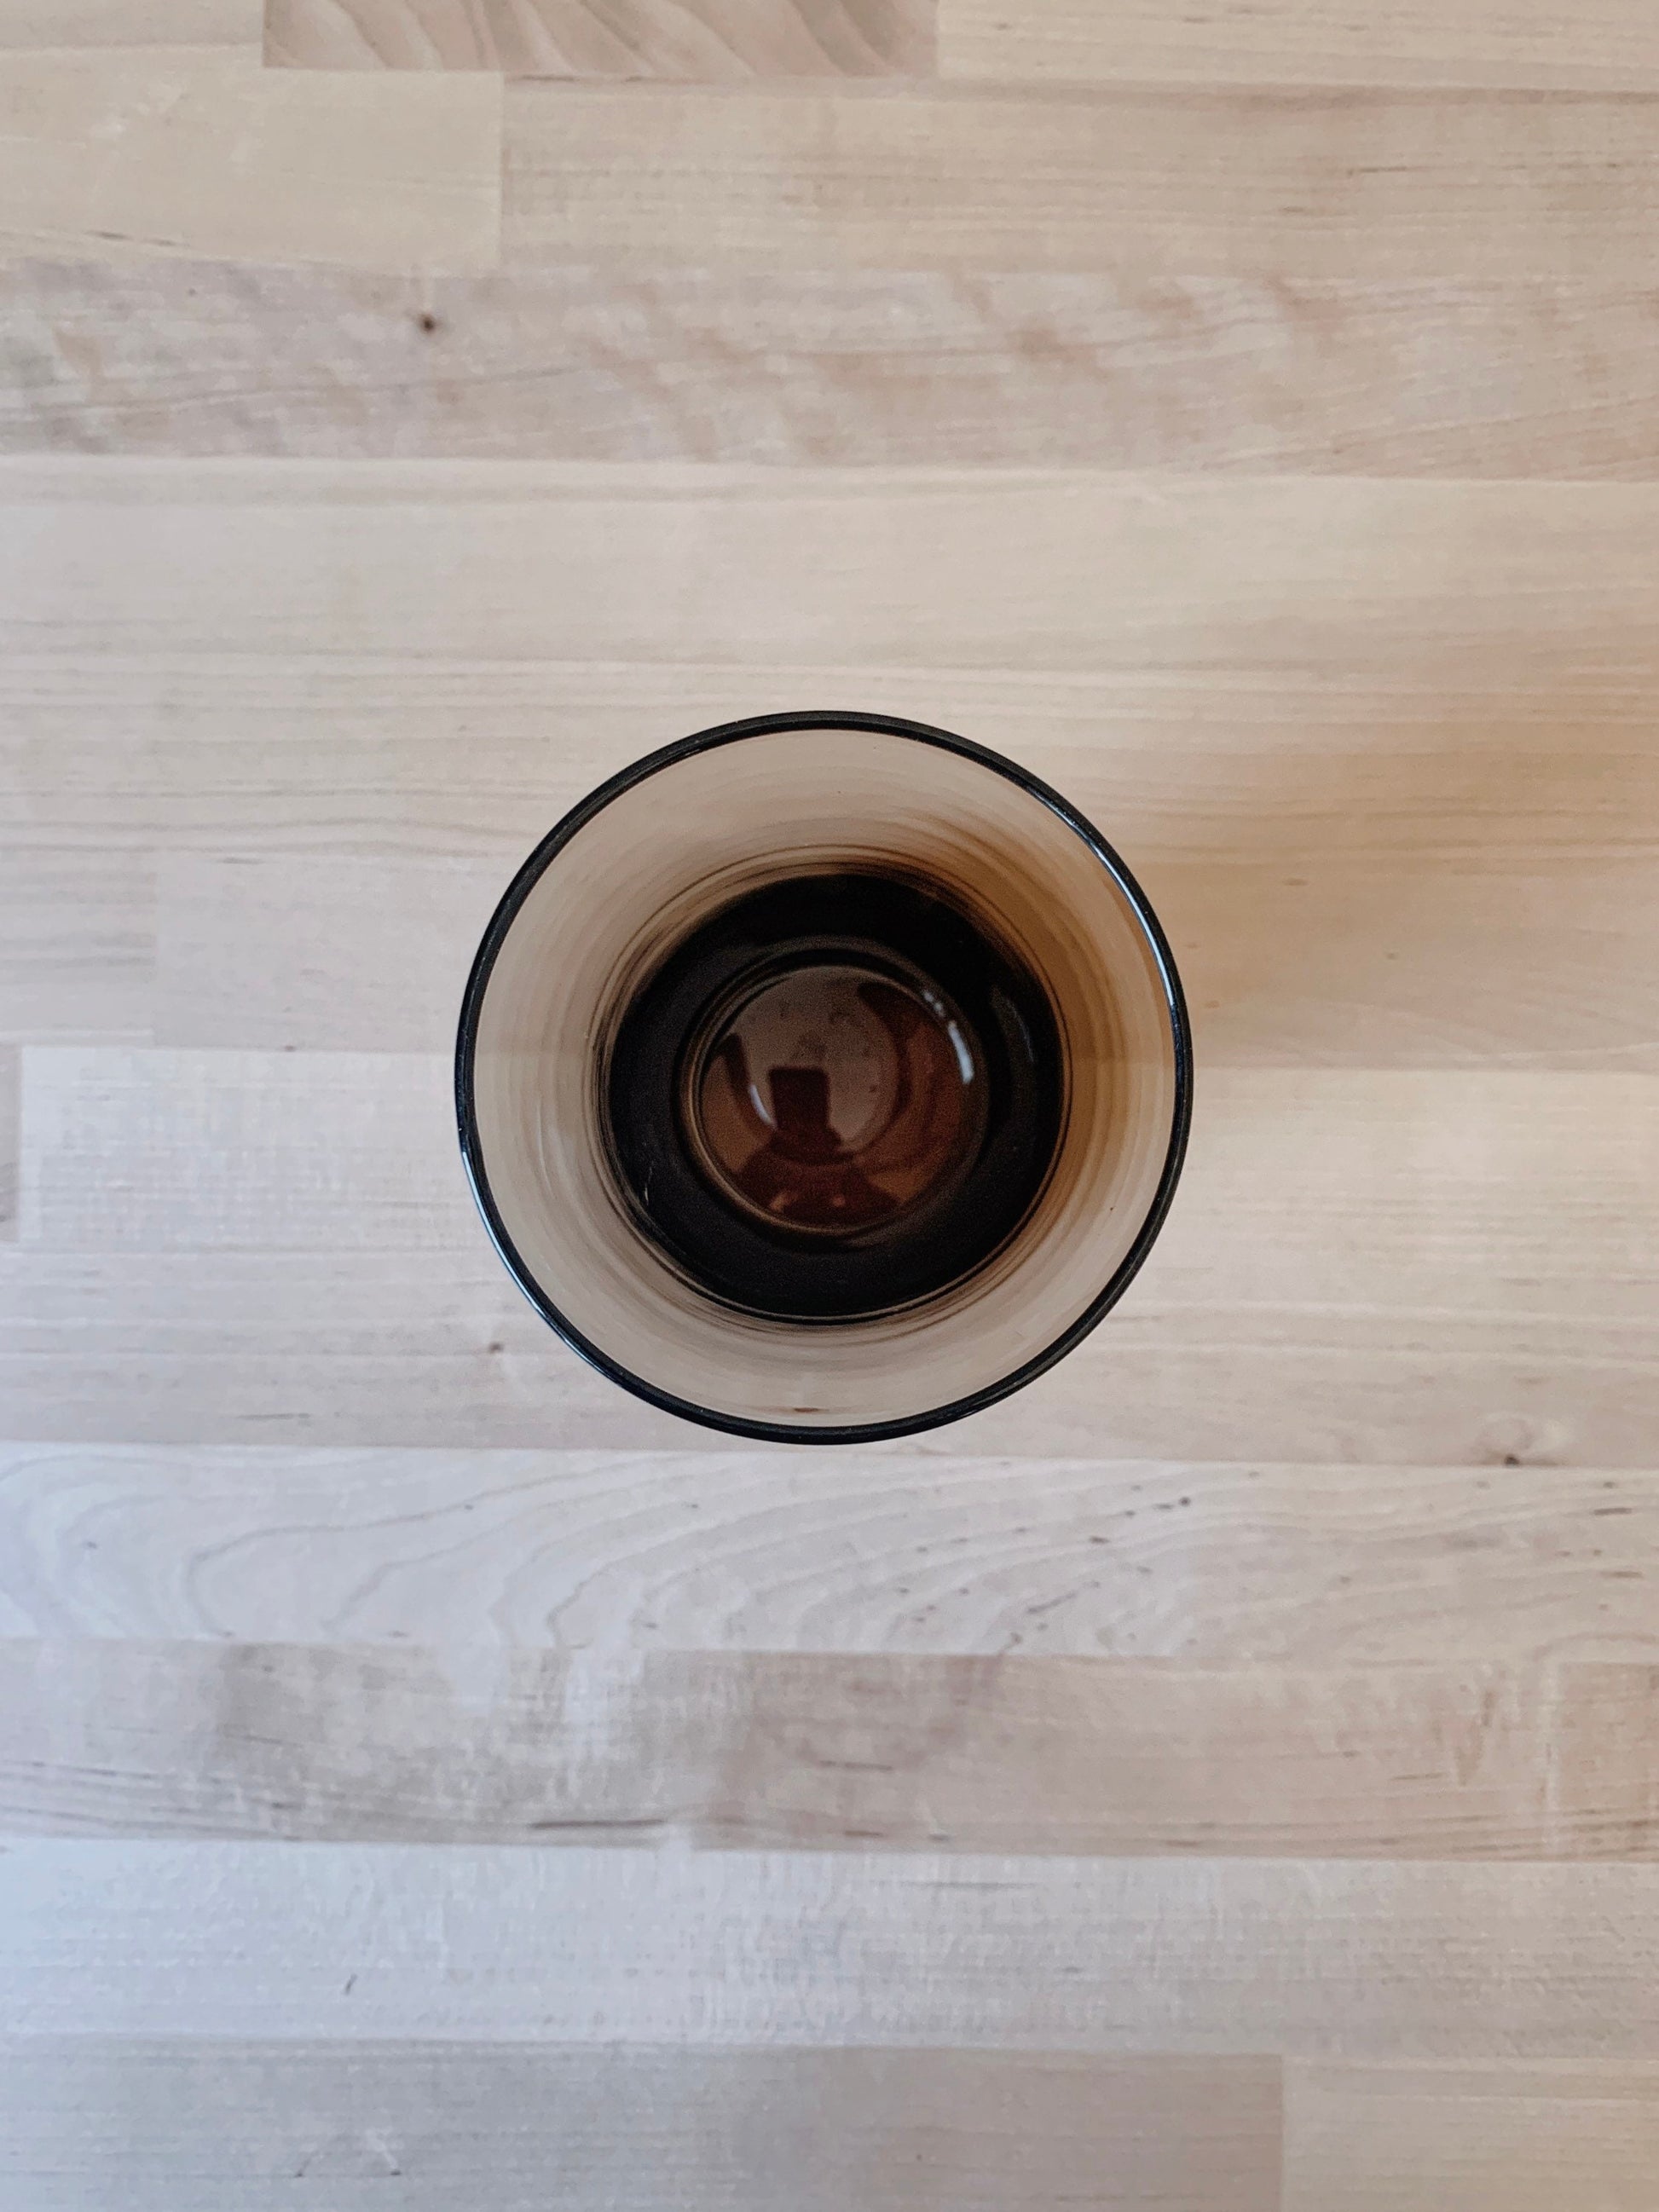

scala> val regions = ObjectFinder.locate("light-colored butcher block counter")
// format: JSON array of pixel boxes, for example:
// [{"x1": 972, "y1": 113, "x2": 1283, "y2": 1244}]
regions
[{"x1": 3, "y1": 2, "x2": 1659, "y2": 2204}]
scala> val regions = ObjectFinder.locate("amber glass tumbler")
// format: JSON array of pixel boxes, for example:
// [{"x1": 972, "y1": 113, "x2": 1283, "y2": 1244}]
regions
[{"x1": 456, "y1": 712, "x2": 1191, "y2": 1442}]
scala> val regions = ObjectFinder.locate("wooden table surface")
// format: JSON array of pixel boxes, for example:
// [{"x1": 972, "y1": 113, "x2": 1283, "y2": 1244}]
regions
[{"x1": 4, "y1": 3, "x2": 1659, "y2": 2207}]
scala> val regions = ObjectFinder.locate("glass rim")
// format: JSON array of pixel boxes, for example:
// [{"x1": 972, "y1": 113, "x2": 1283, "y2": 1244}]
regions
[{"x1": 454, "y1": 708, "x2": 1195, "y2": 1446}]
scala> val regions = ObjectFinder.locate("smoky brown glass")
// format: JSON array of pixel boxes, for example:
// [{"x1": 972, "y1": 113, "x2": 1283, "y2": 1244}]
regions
[{"x1": 456, "y1": 712, "x2": 1192, "y2": 1443}]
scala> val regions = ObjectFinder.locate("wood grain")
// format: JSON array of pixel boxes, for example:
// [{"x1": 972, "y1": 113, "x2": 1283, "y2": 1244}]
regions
[
  {"x1": 3, "y1": 1241, "x2": 1650, "y2": 1462},
  {"x1": 0, "y1": 2040, "x2": 1281, "y2": 2212},
  {"x1": 4, "y1": 656, "x2": 1655, "y2": 863},
  {"x1": 15, "y1": 462, "x2": 1659, "y2": 676},
  {"x1": 153, "y1": 853, "x2": 497, "y2": 1053},
  {"x1": 267, "y1": 0, "x2": 933, "y2": 76},
  {"x1": 1159, "y1": 857, "x2": 1659, "y2": 1071},
  {"x1": 0, "y1": 0, "x2": 258, "y2": 45},
  {"x1": 11, "y1": 1059, "x2": 1655, "y2": 1463},
  {"x1": 0, "y1": 852, "x2": 153, "y2": 1042},
  {"x1": 0, "y1": 1248, "x2": 627, "y2": 1451},
  {"x1": 504, "y1": 84, "x2": 1659, "y2": 278},
  {"x1": 8, "y1": 10, "x2": 1659, "y2": 2194},
  {"x1": 147, "y1": 845, "x2": 1659, "y2": 1070},
  {"x1": 939, "y1": 0, "x2": 1659, "y2": 92},
  {"x1": 10, "y1": 1841, "x2": 1659, "y2": 2053},
  {"x1": 14, "y1": 263, "x2": 1659, "y2": 475},
  {"x1": 0, "y1": 1641, "x2": 1581, "y2": 1853},
  {"x1": 1551, "y1": 1665, "x2": 1659, "y2": 1858},
  {"x1": 0, "y1": 50, "x2": 500, "y2": 269},
  {"x1": 1285, "y1": 2063, "x2": 1659, "y2": 2211},
  {"x1": 0, "y1": 1047, "x2": 17, "y2": 1239},
  {"x1": 6, "y1": 1448, "x2": 1659, "y2": 1662},
  {"x1": 18, "y1": 1048, "x2": 465, "y2": 1250}
]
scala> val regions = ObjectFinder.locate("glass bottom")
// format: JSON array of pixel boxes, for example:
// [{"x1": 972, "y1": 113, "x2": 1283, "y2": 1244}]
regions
[
  {"x1": 685, "y1": 959, "x2": 984, "y2": 1237},
  {"x1": 603, "y1": 869, "x2": 1065, "y2": 1322}
]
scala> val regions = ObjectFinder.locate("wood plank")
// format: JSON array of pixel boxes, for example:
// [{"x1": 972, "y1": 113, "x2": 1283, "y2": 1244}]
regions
[
  {"x1": 1161, "y1": 858, "x2": 1659, "y2": 1071},
  {"x1": 939, "y1": 0, "x2": 1659, "y2": 93},
  {"x1": 1285, "y1": 2062, "x2": 1659, "y2": 2211},
  {"x1": 7, "y1": 1065, "x2": 1656, "y2": 1458},
  {"x1": 148, "y1": 846, "x2": 1659, "y2": 1070},
  {"x1": 1550, "y1": 1665, "x2": 1659, "y2": 1859},
  {"x1": 5, "y1": 1233, "x2": 1652, "y2": 1462},
  {"x1": 0, "y1": 1249, "x2": 648, "y2": 1450},
  {"x1": 0, "y1": 851, "x2": 153, "y2": 1042},
  {"x1": 153, "y1": 854, "x2": 498, "y2": 1053},
  {"x1": 1138, "y1": 1071, "x2": 1658, "y2": 1414},
  {"x1": 0, "y1": 0, "x2": 257, "y2": 46},
  {"x1": 504, "y1": 84, "x2": 1659, "y2": 279},
  {"x1": 18, "y1": 1054, "x2": 1657, "y2": 1311},
  {"x1": 14, "y1": 463, "x2": 1659, "y2": 675},
  {"x1": 3, "y1": 656, "x2": 1655, "y2": 867},
  {"x1": 0, "y1": 50, "x2": 500, "y2": 270},
  {"x1": 0, "y1": 1641, "x2": 1569, "y2": 1853},
  {"x1": 0, "y1": 2040, "x2": 1280, "y2": 2212},
  {"x1": 18, "y1": 1048, "x2": 465, "y2": 1251},
  {"x1": 267, "y1": 0, "x2": 933, "y2": 77},
  {"x1": 14, "y1": 262, "x2": 1659, "y2": 475},
  {"x1": 8, "y1": 1841, "x2": 1659, "y2": 2052},
  {"x1": 6, "y1": 1448, "x2": 1659, "y2": 1660},
  {"x1": 0, "y1": 1046, "x2": 16, "y2": 1239}
]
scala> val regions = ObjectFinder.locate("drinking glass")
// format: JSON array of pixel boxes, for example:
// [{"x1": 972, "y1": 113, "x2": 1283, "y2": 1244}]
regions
[{"x1": 456, "y1": 711, "x2": 1191, "y2": 1442}]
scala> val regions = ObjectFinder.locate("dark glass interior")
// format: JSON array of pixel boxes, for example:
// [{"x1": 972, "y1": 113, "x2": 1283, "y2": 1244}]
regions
[
  {"x1": 687, "y1": 959, "x2": 982, "y2": 1236},
  {"x1": 604, "y1": 870, "x2": 1066, "y2": 1320}
]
